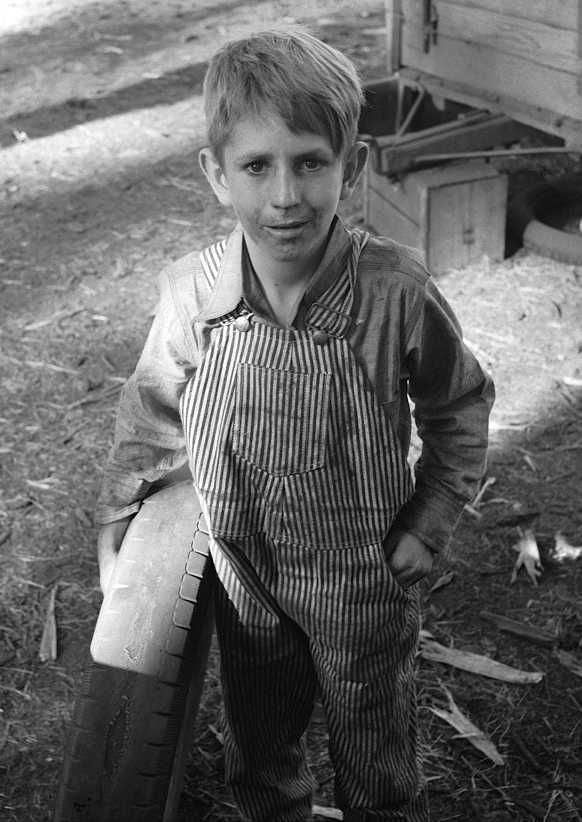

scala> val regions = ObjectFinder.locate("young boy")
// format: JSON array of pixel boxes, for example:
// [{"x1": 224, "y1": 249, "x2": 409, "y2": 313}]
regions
[{"x1": 96, "y1": 29, "x2": 494, "y2": 822}]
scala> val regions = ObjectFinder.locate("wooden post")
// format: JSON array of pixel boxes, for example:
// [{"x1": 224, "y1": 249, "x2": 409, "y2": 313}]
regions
[
  {"x1": 578, "y1": 0, "x2": 582, "y2": 94},
  {"x1": 385, "y1": 0, "x2": 402, "y2": 74}
]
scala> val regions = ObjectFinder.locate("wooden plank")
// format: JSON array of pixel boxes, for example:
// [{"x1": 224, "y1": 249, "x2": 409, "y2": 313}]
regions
[
  {"x1": 401, "y1": 36, "x2": 582, "y2": 123},
  {"x1": 384, "y1": 0, "x2": 402, "y2": 73},
  {"x1": 428, "y1": 174, "x2": 506, "y2": 271},
  {"x1": 403, "y1": 1, "x2": 580, "y2": 74},
  {"x1": 481, "y1": 610, "x2": 558, "y2": 646},
  {"x1": 366, "y1": 184, "x2": 420, "y2": 247},
  {"x1": 366, "y1": 164, "x2": 420, "y2": 245},
  {"x1": 412, "y1": 163, "x2": 502, "y2": 187},
  {"x1": 374, "y1": 114, "x2": 540, "y2": 177},
  {"x1": 403, "y1": 0, "x2": 578, "y2": 30},
  {"x1": 399, "y1": 68, "x2": 582, "y2": 147}
]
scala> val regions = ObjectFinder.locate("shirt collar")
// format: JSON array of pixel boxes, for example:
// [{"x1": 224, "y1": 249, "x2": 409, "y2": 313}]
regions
[
  {"x1": 195, "y1": 216, "x2": 355, "y2": 322},
  {"x1": 195, "y1": 224, "x2": 245, "y2": 321}
]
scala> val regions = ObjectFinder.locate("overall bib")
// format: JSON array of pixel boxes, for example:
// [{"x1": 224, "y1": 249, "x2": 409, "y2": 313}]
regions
[{"x1": 179, "y1": 234, "x2": 428, "y2": 822}]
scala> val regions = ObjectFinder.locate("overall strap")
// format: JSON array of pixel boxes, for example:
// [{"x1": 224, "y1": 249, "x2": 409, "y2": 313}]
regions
[
  {"x1": 305, "y1": 228, "x2": 370, "y2": 338},
  {"x1": 199, "y1": 239, "x2": 226, "y2": 290}
]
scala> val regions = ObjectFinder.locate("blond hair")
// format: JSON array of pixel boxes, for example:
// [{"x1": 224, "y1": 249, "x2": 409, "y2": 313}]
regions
[{"x1": 203, "y1": 28, "x2": 364, "y2": 160}]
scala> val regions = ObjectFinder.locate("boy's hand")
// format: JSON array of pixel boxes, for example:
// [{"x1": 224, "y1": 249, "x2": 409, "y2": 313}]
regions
[
  {"x1": 97, "y1": 517, "x2": 132, "y2": 595},
  {"x1": 384, "y1": 529, "x2": 434, "y2": 588}
]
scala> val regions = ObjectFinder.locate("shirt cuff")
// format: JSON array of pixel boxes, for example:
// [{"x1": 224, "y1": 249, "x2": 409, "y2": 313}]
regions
[{"x1": 393, "y1": 484, "x2": 466, "y2": 554}]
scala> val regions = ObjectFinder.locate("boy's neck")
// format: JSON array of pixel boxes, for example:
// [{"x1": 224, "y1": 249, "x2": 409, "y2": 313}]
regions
[
  {"x1": 243, "y1": 237, "x2": 326, "y2": 328},
  {"x1": 244, "y1": 237, "x2": 325, "y2": 290}
]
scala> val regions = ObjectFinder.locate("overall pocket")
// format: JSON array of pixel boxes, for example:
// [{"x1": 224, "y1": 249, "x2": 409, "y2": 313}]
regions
[{"x1": 232, "y1": 364, "x2": 331, "y2": 475}]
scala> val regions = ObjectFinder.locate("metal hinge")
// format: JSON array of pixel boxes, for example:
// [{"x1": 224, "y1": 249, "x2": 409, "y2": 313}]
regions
[{"x1": 423, "y1": 0, "x2": 439, "y2": 53}]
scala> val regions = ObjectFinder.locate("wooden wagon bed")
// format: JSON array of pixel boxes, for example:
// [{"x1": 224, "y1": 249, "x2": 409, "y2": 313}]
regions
[{"x1": 385, "y1": 0, "x2": 582, "y2": 148}]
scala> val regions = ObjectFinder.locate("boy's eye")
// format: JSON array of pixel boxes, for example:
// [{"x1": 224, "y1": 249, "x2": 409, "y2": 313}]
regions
[
  {"x1": 302, "y1": 158, "x2": 322, "y2": 171},
  {"x1": 246, "y1": 160, "x2": 265, "y2": 174}
]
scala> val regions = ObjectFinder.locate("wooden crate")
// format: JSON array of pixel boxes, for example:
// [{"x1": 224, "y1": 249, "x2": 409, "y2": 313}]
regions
[{"x1": 365, "y1": 160, "x2": 507, "y2": 274}]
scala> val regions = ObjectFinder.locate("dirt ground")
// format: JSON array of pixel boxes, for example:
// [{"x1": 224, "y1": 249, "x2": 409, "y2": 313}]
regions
[{"x1": 1, "y1": 1, "x2": 581, "y2": 820}]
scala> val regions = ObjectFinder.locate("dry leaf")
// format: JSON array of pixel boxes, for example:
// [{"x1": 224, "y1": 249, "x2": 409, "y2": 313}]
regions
[
  {"x1": 74, "y1": 506, "x2": 93, "y2": 528},
  {"x1": 555, "y1": 650, "x2": 582, "y2": 679},
  {"x1": 24, "y1": 307, "x2": 84, "y2": 332},
  {"x1": 481, "y1": 611, "x2": 557, "y2": 647},
  {"x1": 208, "y1": 723, "x2": 224, "y2": 745},
  {"x1": 465, "y1": 476, "x2": 497, "y2": 516},
  {"x1": 511, "y1": 529, "x2": 543, "y2": 585},
  {"x1": 553, "y1": 533, "x2": 582, "y2": 562},
  {"x1": 472, "y1": 476, "x2": 497, "y2": 508},
  {"x1": 522, "y1": 454, "x2": 537, "y2": 472},
  {"x1": 420, "y1": 636, "x2": 544, "y2": 684},
  {"x1": 25, "y1": 359, "x2": 79, "y2": 376},
  {"x1": 430, "y1": 687, "x2": 504, "y2": 766},
  {"x1": 166, "y1": 217, "x2": 194, "y2": 227},
  {"x1": 312, "y1": 807, "x2": 343, "y2": 820},
  {"x1": 429, "y1": 571, "x2": 455, "y2": 594},
  {"x1": 26, "y1": 479, "x2": 53, "y2": 491},
  {"x1": 39, "y1": 586, "x2": 58, "y2": 662},
  {"x1": 562, "y1": 376, "x2": 582, "y2": 388}
]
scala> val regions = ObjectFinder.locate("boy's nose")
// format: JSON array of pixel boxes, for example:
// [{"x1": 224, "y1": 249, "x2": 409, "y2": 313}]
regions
[{"x1": 270, "y1": 168, "x2": 300, "y2": 208}]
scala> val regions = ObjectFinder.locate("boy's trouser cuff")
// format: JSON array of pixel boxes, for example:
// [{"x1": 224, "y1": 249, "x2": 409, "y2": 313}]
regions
[{"x1": 341, "y1": 791, "x2": 429, "y2": 821}]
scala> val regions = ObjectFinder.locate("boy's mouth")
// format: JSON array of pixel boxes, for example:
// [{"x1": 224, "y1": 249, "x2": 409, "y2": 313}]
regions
[{"x1": 264, "y1": 221, "x2": 308, "y2": 235}]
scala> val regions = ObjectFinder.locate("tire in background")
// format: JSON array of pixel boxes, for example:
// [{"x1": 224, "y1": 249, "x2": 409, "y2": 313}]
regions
[
  {"x1": 507, "y1": 172, "x2": 582, "y2": 264},
  {"x1": 54, "y1": 483, "x2": 215, "y2": 822}
]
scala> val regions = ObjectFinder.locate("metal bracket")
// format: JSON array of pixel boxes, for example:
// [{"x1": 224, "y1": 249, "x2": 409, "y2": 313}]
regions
[{"x1": 423, "y1": 0, "x2": 439, "y2": 53}]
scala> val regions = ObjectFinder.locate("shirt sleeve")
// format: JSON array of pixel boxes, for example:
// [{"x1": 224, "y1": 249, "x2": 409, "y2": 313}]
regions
[
  {"x1": 393, "y1": 278, "x2": 495, "y2": 553},
  {"x1": 94, "y1": 272, "x2": 196, "y2": 525}
]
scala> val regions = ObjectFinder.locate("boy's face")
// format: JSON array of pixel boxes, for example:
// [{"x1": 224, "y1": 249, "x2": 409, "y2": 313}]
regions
[{"x1": 200, "y1": 108, "x2": 368, "y2": 279}]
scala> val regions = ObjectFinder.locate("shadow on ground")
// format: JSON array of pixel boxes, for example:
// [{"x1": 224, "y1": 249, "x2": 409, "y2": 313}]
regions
[{"x1": 0, "y1": 60, "x2": 210, "y2": 148}]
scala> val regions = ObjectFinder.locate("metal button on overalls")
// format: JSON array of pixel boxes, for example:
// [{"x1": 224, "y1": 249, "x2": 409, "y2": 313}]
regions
[
  {"x1": 312, "y1": 329, "x2": 329, "y2": 345},
  {"x1": 234, "y1": 315, "x2": 251, "y2": 332}
]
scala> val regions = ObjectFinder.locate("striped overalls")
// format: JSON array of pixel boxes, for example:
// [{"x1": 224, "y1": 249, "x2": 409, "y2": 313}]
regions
[{"x1": 179, "y1": 233, "x2": 429, "y2": 821}]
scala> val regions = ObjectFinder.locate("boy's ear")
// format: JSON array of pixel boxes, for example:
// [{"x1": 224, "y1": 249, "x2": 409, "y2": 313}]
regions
[
  {"x1": 340, "y1": 141, "x2": 369, "y2": 201},
  {"x1": 199, "y1": 147, "x2": 232, "y2": 207}
]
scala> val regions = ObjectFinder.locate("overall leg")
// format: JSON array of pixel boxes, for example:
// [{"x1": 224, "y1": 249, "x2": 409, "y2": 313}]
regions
[
  {"x1": 212, "y1": 537, "x2": 318, "y2": 822},
  {"x1": 284, "y1": 543, "x2": 429, "y2": 822}
]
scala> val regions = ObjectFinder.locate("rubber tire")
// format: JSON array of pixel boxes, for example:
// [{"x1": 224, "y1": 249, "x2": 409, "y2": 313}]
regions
[
  {"x1": 54, "y1": 484, "x2": 215, "y2": 822},
  {"x1": 507, "y1": 172, "x2": 582, "y2": 264}
]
